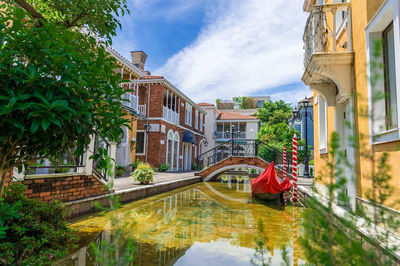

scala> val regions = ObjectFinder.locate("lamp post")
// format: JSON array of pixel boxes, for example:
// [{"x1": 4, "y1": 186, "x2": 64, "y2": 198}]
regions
[{"x1": 292, "y1": 98, "x2": 313, "y2": 178}]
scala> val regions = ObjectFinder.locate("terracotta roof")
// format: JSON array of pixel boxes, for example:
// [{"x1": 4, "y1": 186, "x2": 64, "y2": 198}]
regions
[
  {"x1": 197, "y1": 103, "x2": 215, "y2": 107},
  {"x1": 217, "y1": 112, "x2": 259, "y2": 120},
  {"x1": 141, "y1": 75, "x2": 164, "y2": 80}
]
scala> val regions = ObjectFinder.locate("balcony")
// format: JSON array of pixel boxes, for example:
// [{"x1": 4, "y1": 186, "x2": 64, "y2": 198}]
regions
[
  {"x1": 215, "y1": 131, "x2": 246, "y2": 140},
  {"x1": 121, "y1": 92, "x2": 138, "y2": 112},
  {"x1": 302, "y1": 2, "x2": 354, "y2": 105},
  {"x1": 163, "y1": 106, "x2": 179, "y2": 124},
  {"x1": 138, "y1": 104, "x2": 146, "y2": 117}
]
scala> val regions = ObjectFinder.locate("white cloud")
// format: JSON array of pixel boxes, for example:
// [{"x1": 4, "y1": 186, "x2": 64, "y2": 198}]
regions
[{"x1": 155, "y1": 0, "x2": 309, "y2": 103}]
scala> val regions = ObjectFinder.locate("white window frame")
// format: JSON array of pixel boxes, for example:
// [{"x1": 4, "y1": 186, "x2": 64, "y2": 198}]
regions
[
  {"x1": 318, "y1": 95, "x2": 328, "y2": 153},
  {"x1": 185, "y1": 103, "x2": 192, "y2": 126},
  {"x1": 199, "y1": 114, "x2": 203, "y2": 132},
  {"x1": 195, "y1": 110, "x2": 199, "y2": 129},
  {"x1": 366, "y1": 0, "x2": 400, "y2": 144}
]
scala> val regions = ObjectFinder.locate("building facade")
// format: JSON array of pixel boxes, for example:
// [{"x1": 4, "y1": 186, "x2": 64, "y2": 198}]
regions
[
  {"x1": 198, "y1": 103, "x2": 259, "y2": 152},
  {"x1": 302, "y1": 0, "x2": 400, "y2": 212},
  {"x1": 133, "y1": 52, "x2": 206, "y2": 171},
  {"x1": 106, "y1": 47, "x2": 145, "y2": 171},
  {"x1": 290, "y1": 97, "x2": 314, "y2": 151}
]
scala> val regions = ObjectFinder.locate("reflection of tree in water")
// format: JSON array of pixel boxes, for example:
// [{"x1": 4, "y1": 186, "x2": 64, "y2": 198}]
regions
[{"x1": 61, "y1": 184, "x2": 305, "y2": 265}]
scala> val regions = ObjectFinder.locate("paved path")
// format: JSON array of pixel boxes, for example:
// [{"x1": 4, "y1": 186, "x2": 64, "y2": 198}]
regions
[{"x1": 114, "y1": 171, "x2": 197, "y2": 191}]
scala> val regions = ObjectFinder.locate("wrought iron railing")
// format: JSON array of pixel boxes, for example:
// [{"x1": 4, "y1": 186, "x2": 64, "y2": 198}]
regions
[
  {"x1": 196, "y1": 139, "x2": 292, "y2": 175},
  {"x1": 303, "y1": 3, "x2": 350, "y2": 68}
]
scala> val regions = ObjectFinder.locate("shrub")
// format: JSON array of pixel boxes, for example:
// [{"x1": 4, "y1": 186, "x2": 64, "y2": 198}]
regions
[
  {"x1": 130, "y1": 160, "x2": 140, "y2": 171},
  {"x1": 249, "y1": 168, "x2": 256, "y2": 174},
  {"x1": 191, "y1": 163, "x2": 199, "y2": 170},
  {"x1": 158, "y1": 163, "x2": 170, "y2": 172},
  {"x1": 115, "y1": 164, "x2": 125, "y2": 176},
  {"x1": 130, "y1": 163, "x2": 155, "y2": 184},
  {"x1": 0, "y1": 183, "x2": 72, "y2": 265}
]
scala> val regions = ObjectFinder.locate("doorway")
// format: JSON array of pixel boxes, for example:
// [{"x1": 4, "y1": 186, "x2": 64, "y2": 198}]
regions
[{"x1": 183, "y1": 143, "x2": 192, "y2": 171}]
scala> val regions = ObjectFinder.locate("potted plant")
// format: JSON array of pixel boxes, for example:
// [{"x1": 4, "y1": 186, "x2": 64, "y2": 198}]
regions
[{"x1": 130, "y1": 163, "x2": 155, "y2": 185}]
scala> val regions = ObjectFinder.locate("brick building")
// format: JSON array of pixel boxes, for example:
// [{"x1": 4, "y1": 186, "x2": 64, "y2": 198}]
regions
[{"x1": 131, "y1": 51, "x2": 207, "y2": 171}]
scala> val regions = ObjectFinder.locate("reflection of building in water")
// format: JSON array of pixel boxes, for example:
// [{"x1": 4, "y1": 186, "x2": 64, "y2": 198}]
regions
[{"x1": 62, "y1": 184, "x2": 304, "y2": 265}]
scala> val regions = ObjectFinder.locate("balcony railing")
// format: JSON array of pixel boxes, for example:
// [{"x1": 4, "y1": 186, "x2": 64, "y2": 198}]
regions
[
  {"x1": 216, "y1": 131, "x2": 246, "y2": 139},
  {"x1": 163, "y1": 106, "x2": 179, "y2": 124},
  {"x1": 138, "y1": 104, "x2": 146, "y2": 116},
  {"x1": 121, "y1": 92, "x2": 138, "y2": 112},
  {"x1": 303, "y1": 3, "x2": 350, "y2": 68}
]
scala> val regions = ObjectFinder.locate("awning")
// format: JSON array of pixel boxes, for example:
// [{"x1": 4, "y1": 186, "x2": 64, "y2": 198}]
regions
[{"x1": 183, "y1": 131, "x2": 196, "y2": 144}]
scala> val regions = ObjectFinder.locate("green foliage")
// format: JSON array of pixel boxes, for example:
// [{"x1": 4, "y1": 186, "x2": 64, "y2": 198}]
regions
[
  {"x1": 116, "y1": 164, "x2": 125, "y2": 176},
  {"x1": 0, "y1": 0, "x2": 130, "y2": 194},
  {"x1": 158, "y1": 163, "x2": 170, "y2": 172},
  {"x1": 256, "y1": 99, "x2": 310, "y2": 163},
  {"x1": 130, "y1": 160, "x2": 140, "y2": 171},
  {"x1": 191, "y1": 163, "x2": 199, "y2": 170},
  {"x1": 256, "y1": 100, "x2": 292, "y2": 124},
  {"x1": 250, "y1": 219, "x2": 271, "y2": 266},
  {"x1": 0, "y1": 183, "x2": 72, "y2": 265},
  {"x1": 130, "y1": 163, "x2": 155, "y2": 184}
]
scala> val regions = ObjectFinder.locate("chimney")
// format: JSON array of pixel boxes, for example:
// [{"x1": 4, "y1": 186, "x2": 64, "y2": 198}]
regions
[{"x1": 130, "y1": 51, "x2": 147, "y2": 70}]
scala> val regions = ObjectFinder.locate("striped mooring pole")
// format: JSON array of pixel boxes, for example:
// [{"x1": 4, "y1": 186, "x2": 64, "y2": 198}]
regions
[
  {"x1": 282, "y1": 146, "x2": 287, "y2": 206},
  {"x1": 291, "y1": 134, "x2": 298, "y2": 203}
]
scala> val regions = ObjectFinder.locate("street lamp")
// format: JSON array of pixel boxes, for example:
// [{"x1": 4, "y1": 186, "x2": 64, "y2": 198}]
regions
[{"x1": 292, "y1": 97, "x2": 313, "y2": 178}]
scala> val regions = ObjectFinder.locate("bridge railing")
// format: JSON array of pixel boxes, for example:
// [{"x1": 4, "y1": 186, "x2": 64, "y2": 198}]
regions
[{"x1": 197, "y1": 139, "x2": 292, "y2": 175}]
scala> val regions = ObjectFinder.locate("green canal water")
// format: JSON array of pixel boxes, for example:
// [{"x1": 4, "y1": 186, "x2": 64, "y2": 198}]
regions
[{"x1": 62, "y1": 180, "x2": 306, "y2": 265}]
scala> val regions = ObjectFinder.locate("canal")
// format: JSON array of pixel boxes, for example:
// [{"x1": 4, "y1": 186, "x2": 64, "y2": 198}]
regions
[{"x1": 60, "y1": 179, "x2": 306, "y2": 265}]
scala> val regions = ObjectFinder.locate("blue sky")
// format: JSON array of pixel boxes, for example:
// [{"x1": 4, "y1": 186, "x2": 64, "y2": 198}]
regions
[{"x1": 112, "y1": 0, "x2": 311, "y2": 104}]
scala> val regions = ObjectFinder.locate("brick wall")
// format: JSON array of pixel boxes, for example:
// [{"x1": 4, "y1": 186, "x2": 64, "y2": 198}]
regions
[
  {"x1": 21, "y1": 175, "x2": 108, "y2": 202},
  {"x1": 197, "y1": 156, "x2": 285, "y2": 180},
  {"x1": 136, "y1": 119, "x2": 203, "y2": 170}
]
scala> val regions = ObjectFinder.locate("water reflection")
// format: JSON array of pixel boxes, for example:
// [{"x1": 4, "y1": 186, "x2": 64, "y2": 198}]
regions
[{"x1": 60, "y1": 182, "x2": 306, "y2": 265}]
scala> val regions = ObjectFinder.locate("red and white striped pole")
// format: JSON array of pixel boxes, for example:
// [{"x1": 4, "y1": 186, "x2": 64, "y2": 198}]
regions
[
  {"x1": 282, "y1": 146, "x2": 287, "y2": 206},
  {"x1": 291, "y1": 134, "x2": 298, "y2": 203}
]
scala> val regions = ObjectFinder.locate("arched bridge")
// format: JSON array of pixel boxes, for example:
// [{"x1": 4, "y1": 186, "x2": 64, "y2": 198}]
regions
[{"x1": 196, "y1": 139, "x2": 292, "y2": 181}]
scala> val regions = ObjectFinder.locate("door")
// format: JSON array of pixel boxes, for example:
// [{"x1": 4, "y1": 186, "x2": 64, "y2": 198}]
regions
[{"x1": 183, "y1": 143, "x2": 192, "y2": 171}]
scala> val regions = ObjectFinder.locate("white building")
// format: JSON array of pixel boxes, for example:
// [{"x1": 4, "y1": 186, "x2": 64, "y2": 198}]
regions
[{"x1": 198, "y1": 103, "x2": 260, "y2": 153}]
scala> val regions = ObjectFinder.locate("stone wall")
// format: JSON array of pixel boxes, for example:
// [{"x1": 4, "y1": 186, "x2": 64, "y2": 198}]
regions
[{"x1": 21, "y1": 175, "x2": 109, "y2": 202}]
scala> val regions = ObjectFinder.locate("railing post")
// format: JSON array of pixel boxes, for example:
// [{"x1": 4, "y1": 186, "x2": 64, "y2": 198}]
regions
[
  {"x1": 85, "y1": 134, "x2": 96, "y2": 175},
  {"x1": 108, "y1": 142, "x2": 117, "y2": 189},
  {"x1": 332, "y1": 7, "x2": 337, "y2": 52}
]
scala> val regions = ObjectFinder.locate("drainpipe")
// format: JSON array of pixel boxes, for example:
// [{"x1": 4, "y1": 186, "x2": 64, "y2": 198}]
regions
[{"x1": 145, "y1": 84, "x2": 151, "y2": 163}]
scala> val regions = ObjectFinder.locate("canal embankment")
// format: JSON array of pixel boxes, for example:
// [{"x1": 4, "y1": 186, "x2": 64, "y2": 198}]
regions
[
  {"x1": 298, "y1": 185, "x2": 400, "y2": 262},
  {"x1": 66, "y1": 171, "x2": 201, "y2": 218}
]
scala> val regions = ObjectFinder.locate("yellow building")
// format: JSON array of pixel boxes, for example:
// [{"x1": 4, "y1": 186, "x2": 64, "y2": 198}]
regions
[
  {"x1": 302, "y1": 0, "x2": 400, "y2": 212},
  {"x1": 106, "y1": 47, "x2": 145, "y2": 171}
]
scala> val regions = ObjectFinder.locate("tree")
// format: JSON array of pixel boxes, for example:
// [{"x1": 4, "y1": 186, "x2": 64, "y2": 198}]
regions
[
  {"x1": 256, "y1": 100, "x2": 309, "y2": 163},
  {"x1": 0, "y1": 0, "x2": 130, "y2": 195},
  {"x1": 256, "y1": 100, "x2": 292, "y2": 124}
]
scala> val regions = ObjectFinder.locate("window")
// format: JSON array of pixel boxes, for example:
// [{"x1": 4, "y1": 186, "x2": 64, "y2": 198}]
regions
[
  {"x1": 200, "y1": 114, "x2": 204, "y2": 131},
  {"x1": 366, "y1": 0, "x2": 400, "y2": 142},
  {"x1": 136, "y1": 132, "x2": 145, "y2": 154},
  {"x1": 257, "y1": 100, "x2": 264, "y2": 108},
  {"x1": 318, "y1": 95, "x2": 327, "y2": 152},
  {"x1": 195, "y1": 110, "x2": 199, "y2": 129},
  {"x1": 383, "y1": 23, "x2": 398, "y2": 129},
  {"x1": 185, "y1": 104, "x2": 192, "y2": 125}
]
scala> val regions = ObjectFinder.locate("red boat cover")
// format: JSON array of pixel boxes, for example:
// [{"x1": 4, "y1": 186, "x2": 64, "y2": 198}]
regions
[{"x1": 251, "y1": 162, "x2": 291, "y2": 195}]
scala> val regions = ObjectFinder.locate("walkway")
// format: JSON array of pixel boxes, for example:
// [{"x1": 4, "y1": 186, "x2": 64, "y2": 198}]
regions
[{"x1": 114, "y1": 171, "x2": 198, "y2": 191}]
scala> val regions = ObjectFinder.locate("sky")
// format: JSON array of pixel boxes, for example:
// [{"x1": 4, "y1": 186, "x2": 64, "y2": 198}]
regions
[{"x1": 112, "y1": 0, "x2": 311, "y2": 104}]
